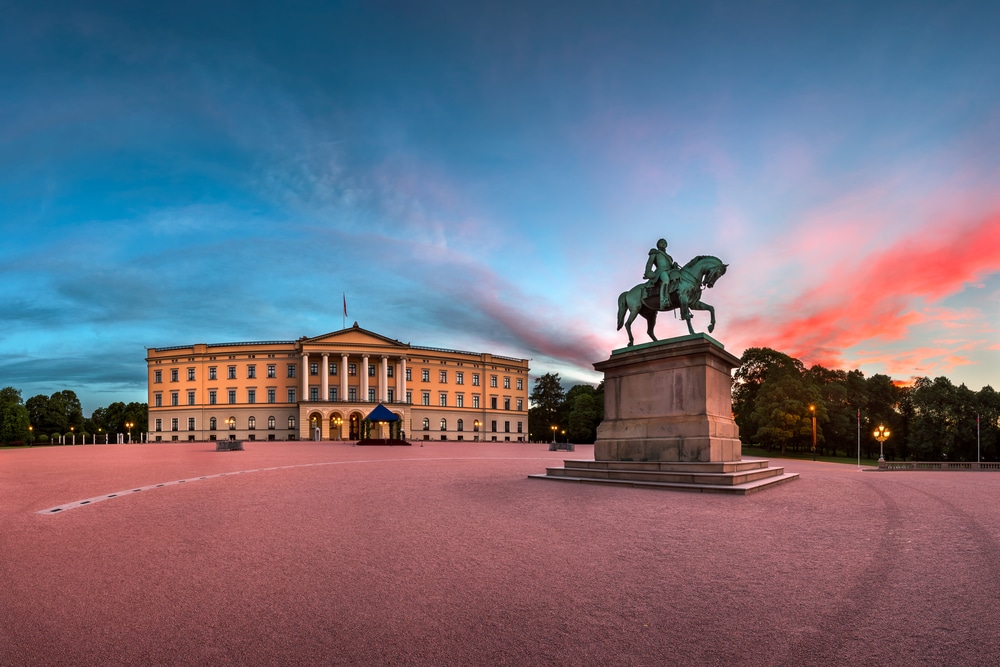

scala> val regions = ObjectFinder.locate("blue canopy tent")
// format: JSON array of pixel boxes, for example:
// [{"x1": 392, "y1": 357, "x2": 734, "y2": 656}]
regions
[{"x1": 357, "y1": 403, "x2": 409, "y2": 446}]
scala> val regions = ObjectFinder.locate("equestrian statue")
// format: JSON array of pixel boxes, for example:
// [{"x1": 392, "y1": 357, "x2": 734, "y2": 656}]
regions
[{"x1": 617, "y1": 238, "x2": 728, "y2": 346}]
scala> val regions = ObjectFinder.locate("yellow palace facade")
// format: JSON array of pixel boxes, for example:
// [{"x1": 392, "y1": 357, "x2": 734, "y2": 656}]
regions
[{"x1": 145, "y1": 324, "x2": 530, "y2": 443}]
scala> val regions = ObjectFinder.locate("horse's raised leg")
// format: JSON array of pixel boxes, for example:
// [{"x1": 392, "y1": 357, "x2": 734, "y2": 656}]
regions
[
  {"x1": 689, "y1": 300, "x2": 716, "y2": 333},
  {"x1": 677, "y1": 294, "x2": 695, "y2": 335},
  {"x1": 624, "y1": 305, "x2": 640, "y2": 346}
]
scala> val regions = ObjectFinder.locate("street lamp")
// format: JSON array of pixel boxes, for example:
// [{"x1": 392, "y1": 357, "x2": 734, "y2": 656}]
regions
[
  {"x1": 70, "y1": 425, "x2": 75, "y2": 446},
  {"x1": 474, "y1": 420, "x2": 480, "y2": 442},
  {"x1": 28, "y1": 425, "x2": 33, "y2": 446},
  {"x1": 561, "y1": 429, "x2": 566, "y2": 443},
  {"x1": 810, "y1": 405, "x2": 817, "y2": 461},
  {"x1": 125, "y1": 422, "x2": 133, "y2": 444},
  {"x1": 333, "y1": 416, "x2": 343, "y2": 441},
  {"x1": 873, "y1": 424, "x2": 890, "y2": 467},
  {"x1": 551, "y1": 425, "x2": 557, "y2": 444}
]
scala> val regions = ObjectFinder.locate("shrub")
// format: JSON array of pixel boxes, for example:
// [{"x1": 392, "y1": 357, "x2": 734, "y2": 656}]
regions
[
  {"x1": 37, "y1": 434, "x2": 49, "y2": 444},
  {"x1": 9, "y1": 440, "x2": 26, "y2": 447}
]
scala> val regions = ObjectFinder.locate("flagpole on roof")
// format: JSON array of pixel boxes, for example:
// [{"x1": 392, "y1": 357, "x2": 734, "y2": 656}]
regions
[{"x1": 343, "y1": 293, "x2": 347, "y2": 330}]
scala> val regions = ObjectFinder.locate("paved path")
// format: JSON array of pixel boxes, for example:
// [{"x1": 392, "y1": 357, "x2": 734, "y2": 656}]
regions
[{"x1": 2, "y1": 442, "x2": 998, "y2": 666}]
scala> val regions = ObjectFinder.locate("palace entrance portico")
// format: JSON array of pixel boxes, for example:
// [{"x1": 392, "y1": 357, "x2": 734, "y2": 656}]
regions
[{"x1": 296, "y1": 325, "x2": 410, "y2": 441}]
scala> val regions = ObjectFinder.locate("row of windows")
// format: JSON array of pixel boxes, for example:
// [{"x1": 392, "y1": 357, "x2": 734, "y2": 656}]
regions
[
  {"x1": 155, "y1": 388, "x2": 296, "y2": 407},
  {"x1": 419, "y1": 418, "x2": 522, "y2": 433},
  {"x1": 155, "y1": 364, "x2": 527, "y2": 392},
  {"x1": 153, "y1": 416, "x2": 297, "y2": 432},
  {"x1": 418, "y1": 393, "x2": 522, "y2": 410}
]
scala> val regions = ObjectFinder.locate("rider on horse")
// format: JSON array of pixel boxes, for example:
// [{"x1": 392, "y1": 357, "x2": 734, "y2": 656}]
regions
[{"x1": 643, "y1": 238, "x2": 681, "y2": 310}]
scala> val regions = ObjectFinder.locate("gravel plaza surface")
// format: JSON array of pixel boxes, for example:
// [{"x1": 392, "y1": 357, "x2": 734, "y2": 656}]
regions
[{"x1": 2, "y1": 441, "x2": 999, "y2": 666}]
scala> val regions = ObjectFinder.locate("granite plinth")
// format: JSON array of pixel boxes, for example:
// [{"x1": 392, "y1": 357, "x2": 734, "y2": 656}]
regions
[{"x1": 593, "y1": 334, "x2": 741, "y2": 463}]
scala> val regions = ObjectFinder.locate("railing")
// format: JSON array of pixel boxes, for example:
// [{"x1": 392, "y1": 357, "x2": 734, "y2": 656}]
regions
[{"x1": 879, "y1": 461, "x2": 1000, "y2": 471}]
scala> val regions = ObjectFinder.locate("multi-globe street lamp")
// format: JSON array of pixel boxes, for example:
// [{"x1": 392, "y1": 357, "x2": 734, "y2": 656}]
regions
[
  {"x1": 551, "y1": 425, "x2": 557, "y2": 444},
  {"x1": 810, "y1": 405, "x2": 817, "y2": 461},
  {"x1": 873, "y1": 424, "x2": 890, "y2": 466},
  {"x1": 125, "y1": 421, "x2": 134, "y2": 444}
]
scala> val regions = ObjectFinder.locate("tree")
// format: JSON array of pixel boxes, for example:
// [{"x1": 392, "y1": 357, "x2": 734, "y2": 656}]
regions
[
  {"x1": 733, "y1": 348, "x2": 806, "y2": 443},
  {"x1": 563, "y1": 384, "x2": 603, "y2": 444},
  {"x1": 529, "y1": 373, "x2": 565, "y2": 440},
  {"x1": 26, "y1": 394, "x2": 50, "y2": 431},
  {"x1": 0, "y1": 387, "x2": 31, "y2": 444},
  {"x1": 748, "y1": 370, "x2": 822, "y2": 454}
]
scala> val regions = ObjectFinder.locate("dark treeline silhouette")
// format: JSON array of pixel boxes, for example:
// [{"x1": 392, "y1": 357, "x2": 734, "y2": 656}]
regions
[
  {"x1": 0, "y1": 386, "x2": 147, "y2": 445},
  {"x1": 734, "y1": 347, "x2": 1000, "y2": 461},
  {"x1": 527, "y1": 373, "x2": 604, "y2": 444}
]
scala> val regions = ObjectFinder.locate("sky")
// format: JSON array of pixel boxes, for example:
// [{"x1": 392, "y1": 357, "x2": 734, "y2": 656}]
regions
[{"x1": 2, "y1": 0, "x2": 1000, "y2": 414}]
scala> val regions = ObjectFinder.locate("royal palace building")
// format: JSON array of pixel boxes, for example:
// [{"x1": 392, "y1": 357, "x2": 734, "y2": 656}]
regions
[{"x1": 146, "y1": 324, "x2": 530, "y2": 443}]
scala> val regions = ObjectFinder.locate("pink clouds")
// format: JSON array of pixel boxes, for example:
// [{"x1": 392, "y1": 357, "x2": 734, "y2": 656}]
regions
[{"x1": 731, "y1": 211, "x2": 1000, "y2": 372}]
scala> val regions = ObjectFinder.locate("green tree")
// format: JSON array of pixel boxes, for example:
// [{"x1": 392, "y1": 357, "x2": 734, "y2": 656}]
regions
[
  {"x1": 733, "y1": 348, "x2": 806, "y2": 443},
  {"x1": 909, "y1": 377, "x2": 957, "y2": 460},
  {"x1": 0, "y1": 387, "x2": 31, "y2": 444},
  {"x1": 749, "y1": 370, "x2": 822, "y2": 454},
  {"x1": 529, "y1": 373, "x2": 565, "y2": 441},
  {"x1": 563, "y1": 384, "x2": 603, "y2": 444},
  {"x1": 25, "y1": 394, "x2": 50, "y2": 431}
]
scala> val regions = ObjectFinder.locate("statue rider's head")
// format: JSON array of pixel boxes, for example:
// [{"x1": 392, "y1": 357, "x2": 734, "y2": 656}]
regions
[{"x1": 657, "y1": 238, "x2": 667, "y2": 251}]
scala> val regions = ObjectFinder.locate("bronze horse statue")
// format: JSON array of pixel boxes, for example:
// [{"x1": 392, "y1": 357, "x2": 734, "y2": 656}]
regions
[{"x1": 617, "y1": 255, "x2": 728, "y2": 345}]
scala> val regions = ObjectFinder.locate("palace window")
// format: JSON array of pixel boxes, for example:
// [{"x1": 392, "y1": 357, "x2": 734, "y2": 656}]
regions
[
  {"x1": 329, "y1": 363, "x2": 337, "y2": 376},
  {"x1": 422, "y1": 392, "x2": 430, "y2": 406},
  {"x1": 457, "y1": 419, "x2": 464, "y2": 431},
  {"x1": 440, "y1": 370, "x2": 447, "y2": 383},
  {"x1": 171, "y1": 392, "x2": 178, "y2": 406},
  {"x1": 516, "y1": 379, "x2": 523, "y2": 391},
  {"x1": 368, "y1": 364, "x2": 376, "y2": 377},
  {"x1": 439, "y1": 393, "x2": 447, "y2": 407},
  {"x1": 248, "y1": 389, "x2": 256, "y2": 404},
  {"x1": 154, "y1": 393, "x2": 162, "y2": 407},
  {"x1": 348, "y1": 363, "x2": 357, "y2": 376},
  {"x1": 267, "y1": 389, "x2": 276, "y2": 404},
  {"x1": 228, "y1": 366, "x2": 237, "y2": 380},
  {"x1": 171, "y1": 369, "x2": 178, "y2": 382},
  {"x1": 248, "y1": 365, "x2": 256, "y2": 379},
  {"x1": 504, "y1": 377, "x2": 510, "y2": 389},
  {"x1": 330, "y1": 387, "x2": 338, "y2": 401},
  {"x1": 369, "y1": 388, "x2": 376, "y2": 402},
  {"x1": 310, "y1": 387, "x2": 319, "y2": 401},
  {"x1": 348, "y1": 388, "x2": 357, "y2": 401},
  {"x1": 288, "y1": 416, "x2": 296, "y2": 429},
  {"x1": 187, "y1": 391, "x2": 195, "y2": 406},
  {"x1": 268, "y1": 416, "x2": 275, "y2": 430},
  {"x1": 456, "y1": 394, "x2": 464, "y2": 408},
  {"x1": 491, "y1": 420, "x2": 497, "y2": 432},
  {"x1": 473, "y1": 395, "x2": 480, "y2": 409},
  {"x1": 229, "y1": 417, "x2": 236, "y2": 431},
  {"x1": 456, "y1": 372, "x2": 464, "y2": 385},
  {"x1": 440, "y1": 418, "x2": 447, "y2": 431},
  {"x1": 517, "y1": 421, "x2": 523, "y2": 433},
  {"x1": 171, "y1": 418, "x2": 178, "y2": 431},
  {"x1": 387, "y1": 365, "x2": 394, "y2": 378},
  {"x1": 209, "y1": 417, "x2": 216, "y2": 431},
  {"x1": 154, "y1": 419, "x2": 162, "y2": 432},
  {"x1": 406, "y1": 391, "x2": 412, "y2": 404},
  {"x1": 209, "y1": 366, "x2": 217, "y2": 380},
  {"x1": 405, "y1": 368, "x2": 412, "y2": 381},
  {"x1": 472, "y1": 374, "x2": 480, "y2": 386},
  {"x1": 504, "y1": 421, "x2": 510, "y2": 433},
  {"x1": 490, "y1": 375, "x2": 498, "y2": 388},
  {"x1": 187, "y1": 368, "x2": 195, "y2": 381},
  {"x1": 267, "y1": 364, "x2": 276, "y2": 378},
  {"x1": 517, "y1": 399, "x2": 523, "y2": 411},
  {"x1": 154, "y1": 370, "x2": 162, "y2": 383},
  {"x1": 421, "y1": 369, "x2": 430, "y2": 382},
  {"x1": 422, "y1": 418, "x2": 430, "y2": 431},
  {"x1": 504, "y1": 398, "x2": 510, "y2": 410},
  {"x1": 208, "y1": 390, "x2": 216, "y2": 405},
  {"x1": 248, "y1": 417, "x2": 256, "y2": 430},
  {"x1": 287, "y1": 389, "x2": 296, "y2": 403},
  {"x1": 387, "y1": 389, "x2": 394, "y2": 403},
  {"x1": 310, "y1": 363, "x2": 319, "y2": 376},
  {"x1": 188, "y1": 417, "x2": 195, "y2": 431},
  {"x1": 287, "y1": 364, "x2": 296, "y2": 378},
  {"x1": 491, "y1": 397, "x2": 498, "y2": 410},
  {"x1": 228, "y1": 390, "x2": 237, "y2": 404}
]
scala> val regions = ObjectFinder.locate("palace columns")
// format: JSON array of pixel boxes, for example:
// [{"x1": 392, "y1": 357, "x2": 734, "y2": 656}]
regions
[
  {"x1": 341, "y1": 353, "x2": 348, "y2": 401},
  {"x1": 380, "y1": 356, "x2": 388, "y2": 402},
  {"x1": 398, "y1": 358, "x2": 407, "y2": 402},
  {"x1": 321, "y1": 353, "x2": 329, "y2": 402},
  {"x1": 301, "y1": 352, "x2": 308, "y2": 401},
  {"x1": 361, "y1": 355, "x2": 369, "y2": 402}
]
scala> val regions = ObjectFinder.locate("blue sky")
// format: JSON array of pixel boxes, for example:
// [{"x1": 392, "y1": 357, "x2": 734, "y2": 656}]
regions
[{"x1": 3, "y1": 0, "x2": 1000, "y2": 414}]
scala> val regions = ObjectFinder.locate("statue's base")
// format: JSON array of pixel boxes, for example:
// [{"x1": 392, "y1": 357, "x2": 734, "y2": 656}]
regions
[
  {"x1": 530, "y1": 334, "x2": 797, "y2": 493},
  {"x1": 528, "y1": 459, "x2": 798, "y2": 495}
]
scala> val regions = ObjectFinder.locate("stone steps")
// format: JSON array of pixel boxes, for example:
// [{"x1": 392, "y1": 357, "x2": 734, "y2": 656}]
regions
[{"x1": 528, "y1": 458, "x2": 798, "y2": 495}]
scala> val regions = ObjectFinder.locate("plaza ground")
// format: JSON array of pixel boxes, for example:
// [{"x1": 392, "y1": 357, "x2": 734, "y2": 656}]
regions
[{"x1": 2, "y1": 441, "x2": 999, "y2": 666}]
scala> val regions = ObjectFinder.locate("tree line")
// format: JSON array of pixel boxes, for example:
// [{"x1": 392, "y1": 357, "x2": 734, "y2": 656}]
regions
[
  {"x1": 528, "y1": 373, "x2": 604, "y2": 443},
  {"x1": 0, "y1": 386, "x2": 147, "y2": 445},
  {"x1": 734, "y1": 347, "x2": 1000, "y2": 461}
]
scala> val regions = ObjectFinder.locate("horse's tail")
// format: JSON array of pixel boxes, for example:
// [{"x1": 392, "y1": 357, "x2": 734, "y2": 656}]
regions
[{"x1": 616, "y1": 291, "x2": 628, "y2": 330}]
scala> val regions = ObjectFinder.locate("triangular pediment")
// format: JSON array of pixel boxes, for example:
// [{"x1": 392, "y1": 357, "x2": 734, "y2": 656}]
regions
[{"x1": 301, "y1": 324, "x2": 409, "y2": 350}]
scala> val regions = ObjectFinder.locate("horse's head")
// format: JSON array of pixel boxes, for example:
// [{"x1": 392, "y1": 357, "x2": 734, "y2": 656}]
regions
[{"x1": 704, "y1": 262, "x2": 728, "y2": 288}]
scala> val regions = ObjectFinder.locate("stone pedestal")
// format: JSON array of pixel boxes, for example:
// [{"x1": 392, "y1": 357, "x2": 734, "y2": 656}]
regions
[
  {"x1": 530, "y1": 334, "x2": 797, "y2": 494},
  {"x1": 594, "y1": 333, "x2": 741, "y2": 463}
]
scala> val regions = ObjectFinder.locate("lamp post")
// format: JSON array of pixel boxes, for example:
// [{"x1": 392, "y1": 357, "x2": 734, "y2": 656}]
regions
[
  {"x1": 810, "y1": 405, "x2": 817, "y2": 461},
  {"x1": 125, "y1": 422, "x2": 133, "y2": 444},
  {"x1": 873, "y1": 424, "x2": 890, "y2": 468},
  {"x1": 71, "y1": 425, "x2": 75, "y2": 446},
  {"x1": 474, "y1": 420, "x2": 480, "y2": 442},
  {"x1": 561, "y1": 429, "x2": 566, "y2": 443},
  {"x1": 333, "y1": 416, "x2": 343, "y2": 441},
  {"x1": 551, "y1": 425, "x2": 557, "y2": 444},
  {"x1": 28, "y1": 425, "x2": 33, "y2": 447}
]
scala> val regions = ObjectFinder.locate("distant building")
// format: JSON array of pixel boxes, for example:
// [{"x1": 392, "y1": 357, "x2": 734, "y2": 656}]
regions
[{"x1": 145, "y1": 324, "x2": 530, "y2": 443}]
